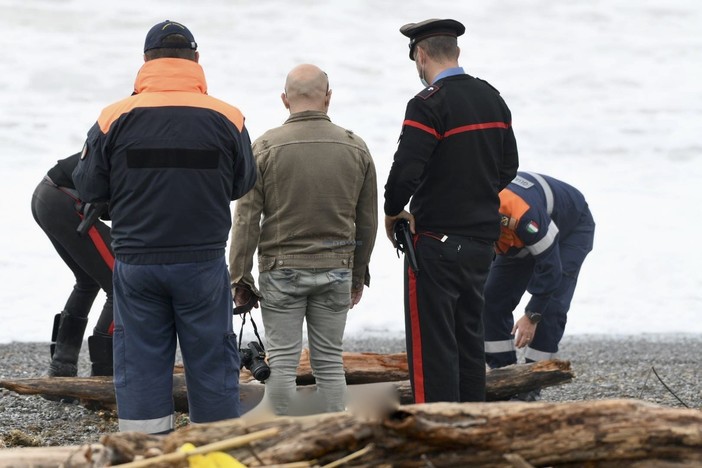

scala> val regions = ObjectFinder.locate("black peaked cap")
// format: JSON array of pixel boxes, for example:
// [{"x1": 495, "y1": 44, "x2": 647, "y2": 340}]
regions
[{"x1": 400, "y1": 18, "x2": 465, "y2": 61}]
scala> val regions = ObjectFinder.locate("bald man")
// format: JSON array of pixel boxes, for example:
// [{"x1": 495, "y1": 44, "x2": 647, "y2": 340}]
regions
[{"x1": 229, "y1": 64, "x2": 377, "y2": 415}]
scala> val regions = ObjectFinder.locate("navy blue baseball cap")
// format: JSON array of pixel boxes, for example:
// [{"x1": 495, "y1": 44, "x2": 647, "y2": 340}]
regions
[{"x1": 144, "y1": 20, "x2": 197, "y2": 53}]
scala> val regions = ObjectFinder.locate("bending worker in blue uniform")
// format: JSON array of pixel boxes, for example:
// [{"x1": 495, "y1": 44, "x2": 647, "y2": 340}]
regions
[{"x1": 483, "y1": 172, "x2": 595, "y2": 399}]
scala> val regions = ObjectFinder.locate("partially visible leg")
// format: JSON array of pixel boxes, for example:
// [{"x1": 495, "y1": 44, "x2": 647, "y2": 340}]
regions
[
  {"x1": 483, "y1": 256, "x2": 533, "y2": 368},
  {"x1": 45, "y1": 231, "x2": 98, "y2": 377},
  {"x1": 455, "y1": 239, "x2": 494, "y2": 402},
  {"x1": 307, "y1": 268, "x2": 351, "y2": 413},
  {"x1": 527, "y1": 211, "x2": 594, "y2": 362},
  {"x1": 31, "y1": 181, "x2": 112, "y2": 376},
  {"x1": 172, "y1": 257, "x2": 241, "y2": 423},
  {"x1": 405, "y1": 236, "x2": 461, "y2": 403},
  {"x1": 113, "y1": 261, "x2": 177, "y2": 434},
  {"x1": 258, "y1": 269, "x2": 306, "y2": 416}
]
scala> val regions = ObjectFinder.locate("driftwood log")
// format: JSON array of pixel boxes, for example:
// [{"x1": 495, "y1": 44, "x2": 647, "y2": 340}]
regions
[
  {"x1": 1, "y1": 399, "x2": 701, "y2": 467},
  {"x1": 189, "y1": 348, "x2": 412, "y2": 384},
  {"x1": 0, "y1": 359, "x2": 573, "y2": 412}
]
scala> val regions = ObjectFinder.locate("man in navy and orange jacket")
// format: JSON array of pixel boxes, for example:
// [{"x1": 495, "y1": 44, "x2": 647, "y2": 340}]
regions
[
  {"x1": 483, "y1": 172, "x2": 595, "y2": 399},
  {"x1": 73, "y1": 20, "x2": 256, "y2": 433}
]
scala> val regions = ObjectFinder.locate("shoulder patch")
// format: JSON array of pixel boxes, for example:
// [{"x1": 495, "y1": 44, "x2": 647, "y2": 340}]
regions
[
  {"x1": 415, "y1": 83, "x2": 441, "y2": 100},
  {"x1": 512, "y1": 175, "x2": 535, "y2": 189},
  {"x1": 476, "y1": 77, "x2": 500, "y2": 94}
]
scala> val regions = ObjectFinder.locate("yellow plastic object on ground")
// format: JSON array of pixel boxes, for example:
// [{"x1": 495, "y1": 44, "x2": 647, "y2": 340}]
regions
[{"x1": 179, "y1": 442, "x2": 247, "y2": 468}]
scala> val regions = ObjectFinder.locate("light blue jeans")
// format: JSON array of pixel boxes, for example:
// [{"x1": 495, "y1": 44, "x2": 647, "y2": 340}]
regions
[{"x1": 258, "y1": 268, "x2": 351, "y2": 415}]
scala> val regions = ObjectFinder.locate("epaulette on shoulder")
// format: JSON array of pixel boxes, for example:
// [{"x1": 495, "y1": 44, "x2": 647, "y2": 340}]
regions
[
  {"x1": 476, "y1": 77, "x2": 500, "y2": 94},
  {"x1": 415, "y1": 83, "x2": 441, "y2": 100}
]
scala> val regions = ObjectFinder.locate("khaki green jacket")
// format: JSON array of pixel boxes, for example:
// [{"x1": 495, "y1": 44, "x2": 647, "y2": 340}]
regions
[{"x1": 228, "y1": 110, "x2": 377, "y2": 294}]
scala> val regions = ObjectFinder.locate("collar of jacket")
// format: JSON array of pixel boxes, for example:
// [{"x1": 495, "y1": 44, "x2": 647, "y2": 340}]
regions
[
  {"x1": 133, "y1": 58, "x2": 208, "y2": 94},
  {"x1": 284, "y1": 110, "x2": 331, "y2": 124}
]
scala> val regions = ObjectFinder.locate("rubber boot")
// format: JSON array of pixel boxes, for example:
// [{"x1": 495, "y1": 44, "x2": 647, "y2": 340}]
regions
[
  {"x1": 48, "y1": 311, "x2": 88, "y2": 377},
  {"x1": 88, "y1": 331, "x2": 113, "y2": 376}
]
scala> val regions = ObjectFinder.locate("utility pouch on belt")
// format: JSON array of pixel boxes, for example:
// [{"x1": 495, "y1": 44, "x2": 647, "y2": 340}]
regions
[{"x1": 393, "y1": 219, "x2": 419, "y2": 274}]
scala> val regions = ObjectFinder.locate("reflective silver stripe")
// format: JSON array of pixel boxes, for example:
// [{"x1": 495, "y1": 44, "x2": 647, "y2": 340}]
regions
[
  {"x1": 524, "y1": 172, "x2": 554, "y2": 215},
  {"x1": 525, "y1": 347, "x2": 557, "y2": 361},
  {"x1": 485, "y1": 339, "x2": 516, "y2": 353},
  {"x1": 515, "y1": 249, "x2": 529, "y2": 259},
  {"x1": 119, "y1": 413, "x2": 174, "y2": 433},
  {"x1": 526, "y1": 220, "x2": 559, "y2": 256}
]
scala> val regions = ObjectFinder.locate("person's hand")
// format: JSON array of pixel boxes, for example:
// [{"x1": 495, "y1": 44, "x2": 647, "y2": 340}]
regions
[
  {"x1": 384, "y1": 210, "x2": 415, "y2": 247},
  {"x1": 234, "y1": 287, "x2": 259, "y2": 309},
  {"x1": 512, "y1": 314, "x2": 537, "y2": 348},
  {"x1": 350, "y1": 286, "x2": 364, "y2": 309}
]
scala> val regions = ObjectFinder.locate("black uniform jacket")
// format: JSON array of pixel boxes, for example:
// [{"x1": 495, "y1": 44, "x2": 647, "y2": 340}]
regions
[{"x1": 384, "y1": 73, "x2": 519, "y2": 241}]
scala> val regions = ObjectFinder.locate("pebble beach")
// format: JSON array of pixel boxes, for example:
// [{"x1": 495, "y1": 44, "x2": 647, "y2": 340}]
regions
[{"x1": 0, "y1": 334, "x2": 700, "y2": 449}]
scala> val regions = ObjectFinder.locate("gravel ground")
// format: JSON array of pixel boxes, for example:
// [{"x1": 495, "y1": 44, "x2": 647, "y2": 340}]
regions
[{"x1": 1, "y1": 334, "x2": 700, "y2": 448}]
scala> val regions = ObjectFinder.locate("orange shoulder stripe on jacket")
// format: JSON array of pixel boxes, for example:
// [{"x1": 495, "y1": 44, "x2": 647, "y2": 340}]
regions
[
  {"x1": 97, "y1": 93, "x2": 245, "y2": 134},
  {"x1": 499, "y1": 188, "x2": 530, "y2": 221}
]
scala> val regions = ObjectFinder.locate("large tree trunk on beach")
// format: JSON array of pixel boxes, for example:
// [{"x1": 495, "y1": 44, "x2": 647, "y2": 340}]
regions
[
  {"x1": 0, "y1": 359, "x2": 574, "y2": 412},
  {"x1": 2, "y1": 399, "x2": 701, "y2": 467}
]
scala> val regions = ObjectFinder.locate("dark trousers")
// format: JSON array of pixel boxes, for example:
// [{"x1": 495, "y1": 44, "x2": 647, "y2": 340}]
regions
[
  {"x1": 31, "y1": 179, "x2": 114, "y2": 334},
  {"x1": 484, "y1": 209, "x2": 595, "y2": 367},
  {"x1": 404, "y1": 233, "x2": 494, "y2": 403},
  {"x1": 113, "y1": 256, "x2": 240, "y2": 432}
]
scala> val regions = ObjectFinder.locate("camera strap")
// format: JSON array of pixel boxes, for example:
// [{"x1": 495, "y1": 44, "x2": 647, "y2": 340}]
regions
[{"x1": 237, "y1": 312, "x2": 266, "y2": 352}]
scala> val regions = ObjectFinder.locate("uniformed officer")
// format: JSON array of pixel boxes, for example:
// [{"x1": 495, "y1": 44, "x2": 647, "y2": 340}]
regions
[
  {"x1": 31, "y1": 153, "x2": 114, "y2": 381},
  {"x1": 483, "y1": 172, "x2": 595, "y2": 400},
  {"x1": 384, "y1": 18, "x2": 519, "y2": 403}
]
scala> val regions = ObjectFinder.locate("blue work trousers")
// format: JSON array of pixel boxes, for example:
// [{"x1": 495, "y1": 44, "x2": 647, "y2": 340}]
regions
[
  {"x1": 113, "y1": 256, "x2": 240, "y2": 433},
  {"x1": 484, "y1": 210, "x2": 595, "y2": 367}
]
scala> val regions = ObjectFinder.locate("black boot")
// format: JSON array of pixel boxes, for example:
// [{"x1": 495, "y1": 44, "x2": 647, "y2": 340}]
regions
[
  {"x1": 88, "y1": 331, "x2": 113, "y2": 376},
  {"x1": 48, "y1": 311, "x2": 88, "y2": 377}
]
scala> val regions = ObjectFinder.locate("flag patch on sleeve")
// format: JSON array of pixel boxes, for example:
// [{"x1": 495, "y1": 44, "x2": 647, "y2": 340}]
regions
[{"x1": 526, "y1": 221, "x2": 539, "y2": 234}]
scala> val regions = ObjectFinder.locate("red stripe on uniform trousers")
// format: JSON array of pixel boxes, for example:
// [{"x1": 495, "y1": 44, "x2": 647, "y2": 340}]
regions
[
  {"x1": 86, "y1": 225, "x2": 115, "y2": 271},
  {"x1": 408, "y1": 265, "x2": 425, "y2": 403}
]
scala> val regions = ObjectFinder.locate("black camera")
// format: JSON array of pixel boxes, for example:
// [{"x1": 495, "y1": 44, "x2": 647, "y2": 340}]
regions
[{"x1": 240, "y1": 341, "x2": 270, "y2": 382}]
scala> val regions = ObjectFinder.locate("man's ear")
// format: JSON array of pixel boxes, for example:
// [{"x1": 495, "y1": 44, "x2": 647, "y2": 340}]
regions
[
  {"x1": 281, "y1": 92, "x2": 290, "y2": 109},
  {"x1": 324, "y1": 89, "x2": 332, "y2": 109},
  {"x1": 194, "y1": 51, "x2": 200, "y2": 63},
  {"x1": 415, "y1": 46, "x2": 425, "y2": 64}
]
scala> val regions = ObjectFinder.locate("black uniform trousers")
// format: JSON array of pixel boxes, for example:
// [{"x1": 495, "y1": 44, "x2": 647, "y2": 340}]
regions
[
  {"x1": 31, "y1": 179, "x2": 114, "y2": 334},
  {"x1": 403, "y1": 233, "x2": 494, "y2": 403}
]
